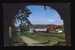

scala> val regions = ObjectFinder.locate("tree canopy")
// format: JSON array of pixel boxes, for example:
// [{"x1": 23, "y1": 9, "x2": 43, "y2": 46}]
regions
[{"x1": 16, "y1": 6, "x2": 32, "y2": 32}]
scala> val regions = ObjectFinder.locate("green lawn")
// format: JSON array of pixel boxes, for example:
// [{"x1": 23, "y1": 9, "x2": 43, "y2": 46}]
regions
[
  {"x1": 16, "y1": 32, "x2": 65, "y2": 46},
  {"x1": 26, "y1": 33, "x2": 65, "y2": 42}
]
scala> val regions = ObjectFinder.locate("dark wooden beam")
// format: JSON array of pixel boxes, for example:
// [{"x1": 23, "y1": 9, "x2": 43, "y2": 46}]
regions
[{"x1": 3, "y1": 3, "x2": 25, "y2": 47}]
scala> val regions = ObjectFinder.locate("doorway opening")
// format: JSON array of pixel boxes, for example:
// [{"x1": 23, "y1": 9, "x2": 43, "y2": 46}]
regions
[{"x1": 9, "y1": 5, "x2": 66, "y2": 46}]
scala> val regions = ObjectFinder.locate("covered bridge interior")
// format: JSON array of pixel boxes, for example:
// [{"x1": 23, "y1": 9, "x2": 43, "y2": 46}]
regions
[{"x1": 2, "y1": 2, "x2": 71, "y2": 47}]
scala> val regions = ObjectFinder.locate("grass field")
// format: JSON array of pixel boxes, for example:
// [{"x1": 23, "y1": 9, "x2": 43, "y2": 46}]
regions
[{"x1": 16, "y1": 32, "x2": 65, "y2": 46}]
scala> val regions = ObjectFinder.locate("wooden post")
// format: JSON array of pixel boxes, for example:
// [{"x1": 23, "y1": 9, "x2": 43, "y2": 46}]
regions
[
  {"x1": 63, "y1": 3, "x2": 71, "y2": 46},
  {"x1": 3, "y1": 3, "x2": 25, "y2": 47}
]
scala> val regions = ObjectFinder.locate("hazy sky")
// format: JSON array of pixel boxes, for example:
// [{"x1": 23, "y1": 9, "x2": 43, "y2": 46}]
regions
[{"x1": 15, "y1": 5, "x2": 63, "y2": 26}]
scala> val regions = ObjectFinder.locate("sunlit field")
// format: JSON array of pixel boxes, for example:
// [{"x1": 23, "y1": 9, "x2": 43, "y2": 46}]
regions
[{"x1": 14, "y1": 31, "x2": 65, "y2": 46}]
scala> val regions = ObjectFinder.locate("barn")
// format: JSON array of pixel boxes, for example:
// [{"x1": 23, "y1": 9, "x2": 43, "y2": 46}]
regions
[{"x1": 29, "y1": 24, "x2": 64, "y2": 33}]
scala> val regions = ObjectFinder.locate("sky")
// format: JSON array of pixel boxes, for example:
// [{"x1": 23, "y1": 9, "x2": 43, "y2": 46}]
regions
[{"x1": 15, "y1": 5, "x2": 64, "y2": 26}]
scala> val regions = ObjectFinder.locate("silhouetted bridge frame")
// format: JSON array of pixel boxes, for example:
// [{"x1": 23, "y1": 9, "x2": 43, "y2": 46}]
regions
[{"x1": 1, "y1": 1, "x2": 71, "y2": 47}]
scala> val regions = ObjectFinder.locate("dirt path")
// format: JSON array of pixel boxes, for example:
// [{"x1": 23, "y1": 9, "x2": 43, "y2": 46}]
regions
[{"x1": 20, "y1": 36, "x2": 46, "y2": 46}]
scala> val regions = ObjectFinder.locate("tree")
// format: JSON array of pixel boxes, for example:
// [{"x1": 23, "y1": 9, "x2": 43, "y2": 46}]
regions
[{"x1": 16, "y1": 6, "x2": 32, "y2": 32}]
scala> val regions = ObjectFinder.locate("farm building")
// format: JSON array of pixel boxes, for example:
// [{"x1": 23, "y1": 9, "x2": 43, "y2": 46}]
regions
[{"x1": 29, "y1": 24, "x2": 64, "y2": 33}]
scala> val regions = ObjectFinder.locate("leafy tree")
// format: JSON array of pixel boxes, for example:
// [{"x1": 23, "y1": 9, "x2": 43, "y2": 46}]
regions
[{"x1": 16, "y1": 6, "x2": 32, "y2": 32}]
